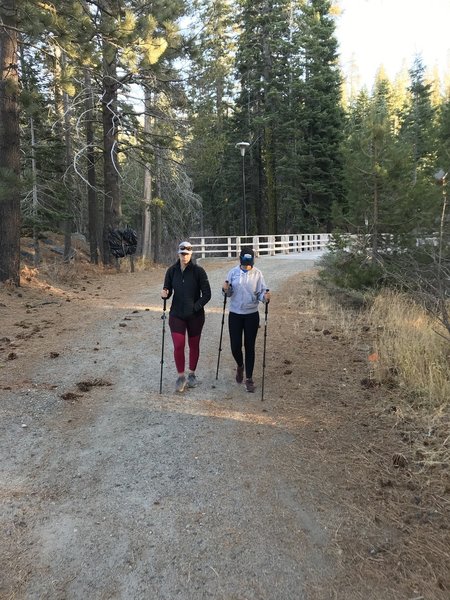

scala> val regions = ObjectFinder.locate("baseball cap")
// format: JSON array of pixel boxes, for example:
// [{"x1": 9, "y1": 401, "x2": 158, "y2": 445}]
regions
[
  {"x1": 239, "y1": 247, "x2": 254, "y2": 266},
  {"x1": 178, "y1": 241, "x2": 193, "y2": 255}
]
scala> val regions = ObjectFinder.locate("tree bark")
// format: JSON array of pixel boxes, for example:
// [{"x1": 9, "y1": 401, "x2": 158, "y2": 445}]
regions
[
  {"x1": 153, "y1": 153, "x2": 162, "y2": 263},
  {"x1": 142, "y1": 89, "x2": 152, "y2": 261},
  {"x1": 61, "y1": 51, "x2": 74, "y2": 263},
  {"x1": 261, "y1": 7, "x2": 277, "y2": 235},
  {"x1": 0, "y1": 0, "x2": 20, "y2": 285},
  {"x1": 372, "y1": 141, "x2": 379, "y2": 259},
  {"x1": 84, "y1": 68, "x2": 99, "y2": 264},
  {"x1": 101, "y1": 5, "x2": 121, "y2": 265},
  {"x1": 30, "y1": 117, "x2": 41, "y2": 266}
]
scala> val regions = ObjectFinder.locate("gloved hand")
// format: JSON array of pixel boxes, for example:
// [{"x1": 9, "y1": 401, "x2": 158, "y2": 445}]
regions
[{"x1": 222, "y1": 280, "x2": 233, "y2": 296}]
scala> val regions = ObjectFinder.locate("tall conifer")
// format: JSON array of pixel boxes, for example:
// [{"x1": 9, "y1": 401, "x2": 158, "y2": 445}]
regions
[{"x1": 295, "y1": 0, "x2": 343, "y2": 231}]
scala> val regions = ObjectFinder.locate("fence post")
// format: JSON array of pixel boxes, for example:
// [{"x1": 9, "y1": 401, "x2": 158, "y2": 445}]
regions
[
  {"x1": 322, "y1": 233, "x2": 330, "y2": 251},
  {"x1": 236, "y1": 236, "x2": 241, "y2": 257},
  {"x1": 253, "y1": 235, "x2": 259, "y2": 256}
]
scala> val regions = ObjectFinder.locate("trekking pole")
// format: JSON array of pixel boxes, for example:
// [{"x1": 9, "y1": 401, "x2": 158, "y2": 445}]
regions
[
  {"x1": 159, "y1": 297, "x2": 167, "y2": 394},
  {"x1": 216, "y1": 282, "x2": 229, "y2": 380},
  {"x1": 261, "y1": 289, "x2": 270, "y2": 402}
]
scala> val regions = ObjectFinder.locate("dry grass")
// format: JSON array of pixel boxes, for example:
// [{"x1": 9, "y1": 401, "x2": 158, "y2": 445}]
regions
[
  {"x1": 311, "y1": 282, "x2": 449, "y2": 409},
  {"x1": 367, "y1": 290, "x2": 450, "y2": 471},
  {"x1": 37, "y1": 260, "x2": 102, "y2": 284},
  {"x1": 314, "y1": 282, "x2": 449, "y2": 471},
  {"x1": 19, "y1": 232, "x2": 160, "y2": 283},
  {"x1": 274, "y1": 273, "x2": 450, "y2": 598},
  {"x1": 369, "y1": 289, "x2": 450, "y2": 409},
  {"x1": 303, "y1": 277, "x2": 369, "y2": 349}
]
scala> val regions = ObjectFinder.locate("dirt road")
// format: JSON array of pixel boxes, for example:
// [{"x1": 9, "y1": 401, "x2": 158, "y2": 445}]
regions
[{"x1": 1, "y1": 256, "x2": 448, "y2": 600}]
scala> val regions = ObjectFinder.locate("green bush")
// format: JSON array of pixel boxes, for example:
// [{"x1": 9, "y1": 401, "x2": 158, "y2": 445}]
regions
[{"x1": 318, "y1": 250, "x2": 385, "y2": 291}]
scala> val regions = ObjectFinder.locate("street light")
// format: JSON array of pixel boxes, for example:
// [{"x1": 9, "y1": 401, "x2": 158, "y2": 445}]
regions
[
  {"x1": 235, "y1": 141, "x2": 250, "y2": 237},
  {"x1": 434, "y1": 169, "x2": 447, "y2": 184}
]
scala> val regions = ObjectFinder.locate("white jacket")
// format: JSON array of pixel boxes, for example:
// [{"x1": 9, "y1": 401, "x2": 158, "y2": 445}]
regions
[{"x1": 225, "y1": 265, "x2": 268, "y2": 315}]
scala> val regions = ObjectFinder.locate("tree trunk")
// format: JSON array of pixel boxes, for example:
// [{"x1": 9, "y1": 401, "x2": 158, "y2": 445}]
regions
[
  {"x1": 142, "y1": 89, "x2": 152, "y2": 262},
  {"x1": 61, "y1": 52, "x2": 73, "y2": 263},
  {"x1": 84, "y1": 68, "x2": 99, "y2": 264},
  {"x1": 261, "y1": 16, "x2": 277, "y2": 236},
  {"x1": 372, "y1": 143, "x2": 379, "y2": 259},
  {"x1": 30, "y1": 117, "x2": 41, "y2": 266},
  {"x1": 142, "y1": 168, "x2": 152, "y2": 260},
  {"x1": 0, "y1": 0, "x2": 20, "y2": 285},
  {"x1": 255, "y1": 138, "x2": 265, "y2": 233},
  {"x1": 53, "y1": 45, "x2": 68, "y2": 238},
  {"x1": 264, "y1": 125, "x2": 278, "y2": 235},
  {"x1": 101, "y1": 8, "x2": 121, "y2": 265},
  {"x1": 153, "y1": 154, "x2": 162, "y2": 263}
]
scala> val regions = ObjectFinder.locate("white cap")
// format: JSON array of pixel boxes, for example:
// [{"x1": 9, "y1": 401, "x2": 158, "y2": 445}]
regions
[{"x1": 178, "y1": 241, "x2": 193, "y2": 255}]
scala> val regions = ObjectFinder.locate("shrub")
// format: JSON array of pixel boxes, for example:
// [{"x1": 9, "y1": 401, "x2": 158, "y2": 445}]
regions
[{"x1": 319, "y1": 250, "x2": 385, "y2": 291}]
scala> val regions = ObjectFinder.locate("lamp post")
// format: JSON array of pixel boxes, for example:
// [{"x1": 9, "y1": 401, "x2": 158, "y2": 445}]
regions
[{"x1": 235, "y1": 141, "x2": 250, "y2": 237}]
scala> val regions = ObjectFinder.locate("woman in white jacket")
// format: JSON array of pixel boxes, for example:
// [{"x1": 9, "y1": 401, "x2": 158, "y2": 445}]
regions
[{"x1": 222, "y1": 248, "x2": 271, "y2": 392}]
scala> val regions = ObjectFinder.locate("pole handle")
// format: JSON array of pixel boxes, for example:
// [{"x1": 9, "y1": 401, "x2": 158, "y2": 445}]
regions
[{"x1": 222, "y1": 280, "x2": 231, "y2": 295}]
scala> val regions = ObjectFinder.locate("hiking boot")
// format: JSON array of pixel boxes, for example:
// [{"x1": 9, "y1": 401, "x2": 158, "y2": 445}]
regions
[
  {"x1": 187, "y1": 373, "x2": 199, "y2": 388},
  {"x1": 245, "y1": 378, "x2": 255, "y2": 393},
  {"x1": 175, "y1": 376, "x2": 186, "y2": 393},
  {"x1": 236, "y1": 365, "x2": 244, "y2": 383}
]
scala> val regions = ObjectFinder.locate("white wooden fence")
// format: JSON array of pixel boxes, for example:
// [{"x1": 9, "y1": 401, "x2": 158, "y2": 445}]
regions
[{"x1": 189, "y1": 234, "x2": 331, "y2": 259}]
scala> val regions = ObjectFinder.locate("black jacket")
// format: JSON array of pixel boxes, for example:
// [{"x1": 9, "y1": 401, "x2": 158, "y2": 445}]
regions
[{"x1": 163, "y1": 260, "x2": 211, "y2": 319}]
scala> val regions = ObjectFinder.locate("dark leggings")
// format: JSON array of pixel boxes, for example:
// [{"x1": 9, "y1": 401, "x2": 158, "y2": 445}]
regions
[
  {"x1": 228, "y1": 311, "x2": 260, "y2": 379},
  {"x1": 169, "y1": 312, "x2": 205, "y2": 374}
]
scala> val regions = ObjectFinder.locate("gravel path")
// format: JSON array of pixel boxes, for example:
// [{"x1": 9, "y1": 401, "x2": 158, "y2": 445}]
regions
[{"x1": 1, "y1": 254, "x2": 333, "y2": 600}]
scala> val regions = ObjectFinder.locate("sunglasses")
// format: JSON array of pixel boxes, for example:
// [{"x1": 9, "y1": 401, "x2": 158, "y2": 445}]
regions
[{"x1": 179, "y1": 246, "x2": 192, "y2": 252}]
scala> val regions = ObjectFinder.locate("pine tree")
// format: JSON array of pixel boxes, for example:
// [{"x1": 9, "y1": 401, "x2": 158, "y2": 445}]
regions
[
  {"x1": 234, "y1": 0, "x2": 303, "y2": 234},
  {"x1": 185, "y1": 0, "x2": 237, "y2": 235},
  {"x1": 400, "y1": 56, "x2": 437, "y2": 184},
  {"x1": 295, "y1": 0, "x2": 344, "y2": 232},
  {"x1": 0, "y1": 0, "x2": 21, "y2": 284},
  {"x1": 340, "y1": 71, "x2": 440, "y2": 258}
]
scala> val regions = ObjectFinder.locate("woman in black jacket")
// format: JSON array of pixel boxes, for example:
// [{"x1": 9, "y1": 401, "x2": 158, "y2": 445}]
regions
[{"x1": 161, "y1": 241, "x2": 211, "y2": 393}]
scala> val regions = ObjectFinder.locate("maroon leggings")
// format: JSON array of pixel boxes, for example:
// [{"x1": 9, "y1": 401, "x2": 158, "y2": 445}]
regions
[{"x1": 169, "y1": 312, "x2": 205, "y2": 373}]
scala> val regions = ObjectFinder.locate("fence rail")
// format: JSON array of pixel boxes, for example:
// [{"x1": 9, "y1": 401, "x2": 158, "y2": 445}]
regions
[{"x1": 189, "y1": 234, "x2": 331, "y2": 259}]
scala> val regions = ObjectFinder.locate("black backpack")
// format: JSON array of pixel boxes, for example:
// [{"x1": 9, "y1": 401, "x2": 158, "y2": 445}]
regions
[{"x1": 108, "y1": 226, "x2": 138, "y2": 258}]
